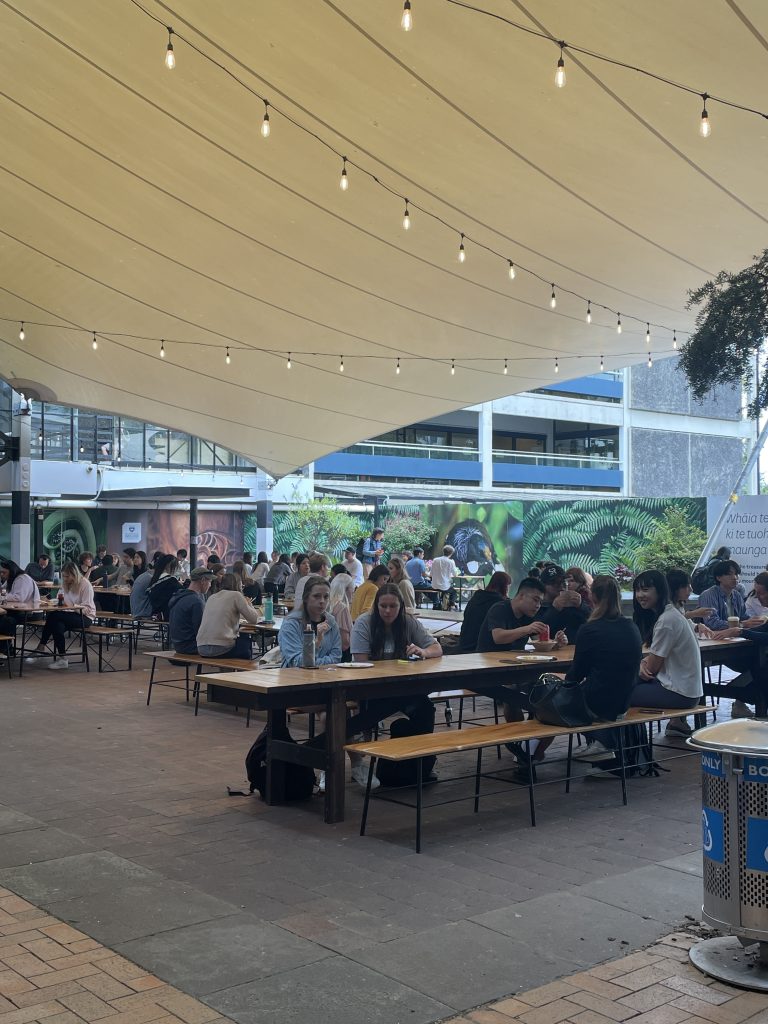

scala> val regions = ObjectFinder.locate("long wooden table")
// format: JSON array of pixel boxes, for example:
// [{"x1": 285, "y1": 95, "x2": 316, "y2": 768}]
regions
[{"x1": 201, "y1": 648, "x2": 574, "y2": 823}]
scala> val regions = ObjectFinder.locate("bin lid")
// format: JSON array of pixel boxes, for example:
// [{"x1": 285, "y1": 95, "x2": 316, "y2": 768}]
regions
[{"x1": 688, "y1": 719, "x2": 768, "y2": 755}]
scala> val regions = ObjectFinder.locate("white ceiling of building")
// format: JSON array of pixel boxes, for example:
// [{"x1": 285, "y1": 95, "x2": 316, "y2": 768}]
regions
[{"x1": 0, "y1": 1, "x2": 766, "y2": 476}]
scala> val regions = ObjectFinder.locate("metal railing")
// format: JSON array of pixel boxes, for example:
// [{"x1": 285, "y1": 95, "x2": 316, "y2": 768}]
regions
[
  {"x1": 491, "y1": 449, "x2": 620, "y2": 471},
  {"x1": 336, "y1": 440, "x2": 619, "y2": 471}
]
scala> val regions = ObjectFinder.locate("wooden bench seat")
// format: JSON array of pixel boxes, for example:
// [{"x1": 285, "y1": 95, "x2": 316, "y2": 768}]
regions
[
  {"x1": 85, "y1": 625, "x2": 134, "y2": 672},
  {"x1": 346, "y1": 703, "x2": 716, "y2": 851},
  {"x1": 141, "y1": 649, "x2": 258, "y2": 715},
  {"x1": 93, "y1": 611, "x2": 135, "y2": 624}
]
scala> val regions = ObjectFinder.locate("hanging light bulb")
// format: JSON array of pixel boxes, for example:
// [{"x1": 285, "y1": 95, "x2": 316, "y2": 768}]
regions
[
  {"x1": 92, "y1": 331, "x2": 98, "y2": 351},
  {"x1": 339, "y1": 156, "x2": 349, "y2": 191},
  {"x1": 19, "y1": 321, "x2": 25, "y2": 341},
  {"x1": 648, "y1": 351, "x2": 653, "y2": 368},
  {"x1": 339, "y1": 355, "x2": 344, "y2": 373},
  {"x1": 396, "y1": 358, "x2": 401, "y2": 375},
  {"x1": 402, "y1": 201, "x2": 411, "y2": 230},
  {"x1": 401, "y1": 1, "x2": 412, "y2": 31},
  {"x1": 555, "y1": 44, "x2": 566, "y2": 88},
  {"x1": 503, "y1": 359, "x2": 508, "y2": 375},
  {"x1": 554, "y1": 357, "x2": 559, "y2": 374},
  {"x1": 600, "y1": 354, "x2": 604, "y2": 372},
  {"x1": 645, "y1": 323, "x2": 651, "y2": 346},
  {"x1": 550, "y1": 285, "x2": 557, "y2": 309},
  {"x1": 225, "y1": 347, "x2": 231, "y2": 365},
  {"x1": 586, "y1": 301, "x2": 592, "y2": 324},
  {"x1": 165, "y1": 28, "x2": 175, "y2": 69},
  {"x1": 287, "y1": 352, "x2": 292, "y2": 369},
  {"x1": 673, "y1": 331, "x2": 678, "y2": 350},
  {"x1": 79, "y1": 444, "x2": 85, "y2": 454},
  {"x1": 451, "y1": 359, "x2": 455, "y2": 375},
  {"x1": 700, "y1": 93, "x2": 711, "y2": 138},
  {"x1": 617, "y1": 313, "x2": 622, "y2": 334},
  {"x1": 458, "y1": 233, "x2": 466, "y2": 263},
  {"x1": 37, "y1": 432, "x2": 43, "y2": 443},
  {"x1": 261, "y1": 100, "x2": 271, "y2": 138},
  {"x1": 508, "y1": 260, "x2": 516, "y2": 281},
  {"x1": 160, "y1": 340, "x2": 165, "y2": 358}
]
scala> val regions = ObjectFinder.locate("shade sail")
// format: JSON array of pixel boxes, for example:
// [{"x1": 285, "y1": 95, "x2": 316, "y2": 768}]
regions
[{"x1": 0, "y1": 0, "x2": 765, "y2": 477}]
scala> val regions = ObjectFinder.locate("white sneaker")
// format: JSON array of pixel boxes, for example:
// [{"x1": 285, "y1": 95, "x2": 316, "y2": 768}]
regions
[
  {"x1": 350, "y1": 762, "x2": 380, "y2": 791},
  {"x1": 573, "y1": 740, "x2": 614, "y2": 762},
  {"x1": 47, "y1": 658, "x2": 69, "y2": 671},
  {"x1": 732, "y1": 700, "x2": 755, "y2": 719}
]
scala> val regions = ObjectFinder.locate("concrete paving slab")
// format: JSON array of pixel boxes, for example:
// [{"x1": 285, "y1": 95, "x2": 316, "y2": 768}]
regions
[
  {"x1": 0, "y1": 805, "x2": 44, "y2": 834},
  {"x1": 45, "y1": 880, "x2": 238, "y2": 945},
  {"x1": 206, "y1": 955, "x2": 452, "y2": 1024},
  {"x1": 576, "y1": 865, "x2": 703, "y2": 925},
  {"x1": 0, "y1": 851, "x2": 159, "y2": 903},
  {"x1": 348, "y1": 919, "x2": 579, "y2": 1009},
  {"x1": 0, "y1": 826, "x2": 92, "y2": 868},
  {"x1": 659, "y1": 852, "x2": 703, "y2": 877},
  {"x1": 471, "y1": 890, "x2": 669, "y2": 966},
  {"x1": 116, "y1": 914, "x2": 333, "y2": 995}
]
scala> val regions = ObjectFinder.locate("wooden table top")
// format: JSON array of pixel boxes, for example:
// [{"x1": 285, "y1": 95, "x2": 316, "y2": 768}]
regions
[{"x1": 92, "y1": 586, "x2": 132, "y2": 597}]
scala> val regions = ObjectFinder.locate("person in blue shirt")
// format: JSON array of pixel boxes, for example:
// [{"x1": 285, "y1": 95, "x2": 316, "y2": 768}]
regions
[
  {"x1": 278, "y1": 575, "x2": 342, "y2": 667},
  {"x1": 405, "y1": 545, "x2": 432, "y2": 607},
  {"x1": 698, "y1": 560, "x2": 763, "y2": 631},
  {"x1": 362, "y1": 529, "x2": 385, "y2": 579}
]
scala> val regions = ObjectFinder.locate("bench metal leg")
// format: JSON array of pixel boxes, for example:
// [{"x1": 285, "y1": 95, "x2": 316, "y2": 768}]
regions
[
  {"x1": 147, "y1": 657, "x2": 157, "y2": 705},
  {"x1": 360, "y1": 758, "x2": 376, "y2": 836},
  {"x1": 458, "y1": 697, "x2": 464, "y2": 728},
  {"x1": 474, "y1": 747, "x2": 483, "y2": 813},
  {"x1": 194, "y1": 664, "x2": 202, "y2": 716},
  {"x1": 565, "y1": 733, "x2": 573, "y2": 793},
  {"x1": 415, "y1": 757, "x2": 423, "y2": 853},
  {"x1": 526, "y1": 739, "x2": 536, "y2": 827},
  {"x1": 617, "y1": 728, "x2": 628, "y2": 806}
]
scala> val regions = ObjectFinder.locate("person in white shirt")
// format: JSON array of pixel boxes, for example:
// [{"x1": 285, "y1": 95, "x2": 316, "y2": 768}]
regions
[
  {"x1": 745, "y1": 572, "x2": 768, "y2": 619},
  {"x1": 0, "y1": 559, "x2": 41, "y2": 643},
  {"x1": 429, "y1": 545, "x2": 458, "y2": 610},
  {"x1": 293, "y1": 554, "x2": 331, "y2": 606},
  {"x1": 176, "y1": 549, "x2": 191, "y2": 580},
  {"x1": 26, "y1": 562, "x2": 95, "y2": 671},
  {"x1": 343, "y1": 547, "x2": 364, "y2": 587},
  {"x1": 251, "y1": 552, "x2": 271, "y2": 584}
]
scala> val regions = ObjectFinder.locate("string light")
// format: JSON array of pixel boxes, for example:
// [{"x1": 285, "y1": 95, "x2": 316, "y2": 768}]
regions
[
  {"x1": 648, "y1": 351, "x2": 653, "y2": 368},
  {"x1": 508, "y1": 260, "x2": 516, "y2": 280},
  {"x1": 339, "y1": 156, "x2": 349, "y2": 191},
  {"x1": 673, "y1": 331, "x2": 677, "y2": 350},
  {"x1": 550, "y1": 285, "x2": 557, "y2": 309},
  {"x1": 164, "y1": 28, "x2": 175, "y2": 70},
  {"x1": 555, "y1": 43, "x2": 566, "y2": 88},
  {"x1": 287, "y1": 352, "x2": 292, "y2": 369},
  {"x1": 79, "y1": 444, "x2": 85, "y2": 454},
  {"x1": 458, "y1": 233, "x2": 466, "y2": 263},
  {"x1": 503, "y1": 359, "x2": 508, "y2": 375},
  {"x1": 451, "y1": 359, "x2": 455, "y2": 375},
  {"x1": 700, "y1": 94, "x2": 711, "y2": 138},
  {"x1": 396, "y1": 357, "x2": 401, "y2": 374},
  {"x1": 554, "y1": 357, "x2": 559, "y2": 374},
  {"x1": 645, "y1": 323, "x2": 651, "y2": 346},
  {"x1": 586, "y1": 301, "x2": 592, "y2": 325},
  {"x1": 261, "y1": 100, "x2": 271, "y2": 138},
  {"x1": 92, "y1": 331, "x2": 98, "y2": 351},
  {"x1": 401, "y1": 1, "x2": 412, "y2": 31},
  {"x1": 160, "y1": 339, "x2": 165, "y2": 358},
  {"x1": 19, "y1": 322, "x2": 24, "y2": 341},
  {"x1": 402, "y1": 201, "x2": 411, "y2": 230},
  {"x1": 225, "y1": 346, "x2": 231, "y2": 365},
  {"x1": 339, "y1": 355, "x2": 344, "y2": 373},
  {"x1": 600, "y1": 354, "x2": 604, "y2": 372},
  {"x1": 616, "y1": 313, "x2": 622, "y2": 334}
]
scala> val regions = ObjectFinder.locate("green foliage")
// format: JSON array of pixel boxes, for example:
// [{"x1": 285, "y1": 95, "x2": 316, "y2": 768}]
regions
[
  {"x1": 273, "y1": 500, "x2": 368, "y2": 560},
  {"x1": 634, "y1": 505, "x2": 707, "y2": 575},
  {"x1": 680, "y1": 249, "x2": 768, "y2": 417},
  {"x1": 522, "y1": 498, "x2": 705, "y2": 575},
  {"x1": 381, "y1": 512, "x2": 436, "y2": 559}
]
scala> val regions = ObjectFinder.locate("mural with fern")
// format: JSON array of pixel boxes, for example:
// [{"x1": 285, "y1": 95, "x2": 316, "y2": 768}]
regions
[{"x1": 521, "y1": 497, "x2": 706, "y2": 574}]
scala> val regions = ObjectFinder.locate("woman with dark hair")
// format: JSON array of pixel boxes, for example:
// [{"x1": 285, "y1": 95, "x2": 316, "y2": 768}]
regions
[
  {"x1": 251, "y1": 551, "x2": 271, "y2": 585},
  {"x1": 146, "y1": 554, "x2": 181, "y2": 620},
  {"x1": 278, "y1": 575, "x2": 341, "y2": 667},
  {"x1": 197, "y1": 572, "x2": 261, "y2": 659},
  {"x1": 264, "y1": 553, "x2": 291, "y2": 597},
  {"x1": 667, "y1": 569, "x2": 715, "y2": 633},
  {"x1": 284, "y1": 553, "x2": 310, "y2": 601},
  {"x1": 458, "y1": 571, "x2": 512, "y2": 653},
  {"x1": 132, "y1": 550, "x2": 148, "y2": 580},
  {"x1": 745, "y1": 572, "x2": 768, "y2": 619},
  {"x1": 232, "y1": 560, "x2": 262, "y2": 604},
  {"x1": 387, "y1": 556, "x2": 416, "y2": 614},
  {"x1": 330, "y1": 563, "x2": 350, "y2": 579},
  {"x1": 0, "y1": 559, "x2": 41, "y2": 642}
]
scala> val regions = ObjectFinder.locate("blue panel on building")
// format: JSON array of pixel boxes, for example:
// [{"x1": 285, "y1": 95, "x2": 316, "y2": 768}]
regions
[
  {"x1": 493, "y1": 463, "x2": 623, "y2": 489},
  {"x1": 314, "y1": 452, "x2": 482, "y2": 482},
  {"x1": 539, "y1": 375, "x2": 623, "y2": 400}
]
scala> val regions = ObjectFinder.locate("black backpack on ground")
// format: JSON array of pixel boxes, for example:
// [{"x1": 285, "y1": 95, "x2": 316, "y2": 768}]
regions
[
  {"x1": 245, "y1": 723, "x2": 316, "y2": 800},
  {"x1": 604, "y1": 723, "x2": 666, "y2": 779},
  {"x1": 374, "y1": 717, "x2": 437, "y2": 788}
]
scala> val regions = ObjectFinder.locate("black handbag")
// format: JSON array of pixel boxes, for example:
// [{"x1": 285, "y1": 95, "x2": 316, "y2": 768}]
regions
[{"x1": 529, "y1": 673, "x2": 596, "y2": 729}]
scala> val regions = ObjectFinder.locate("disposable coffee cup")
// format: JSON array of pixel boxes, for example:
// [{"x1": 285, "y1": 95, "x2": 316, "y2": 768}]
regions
[
  {"x1": 728, "y1": 616, "x2": 740, "y2": 628},
  {"x1": 537, "y1": 624, "x2": 550, "y2": 641}
]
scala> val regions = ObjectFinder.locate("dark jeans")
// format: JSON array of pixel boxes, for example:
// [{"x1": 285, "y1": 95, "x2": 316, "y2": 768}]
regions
[
  {"x1": 41, "y1": 610, "x2": 91, "y2": 656},
  {"x1": 432, "y1": 587, "x2": 457, "y2": 610},
  {"x1": 468, "y1": 682, "x2": 527, "y2": 719},
  {"x1": 308, "y1": 694, "x2": 436, "y2": 751},
  {"x1": 630, "y1": 679, "x2": 700, "y2": 710},
  {"x1": 200, "y1": 634, "x2": 254, "y2": 660},
  {"x1": 702, "y1": 646, "x2": 765, "y2": 712}
]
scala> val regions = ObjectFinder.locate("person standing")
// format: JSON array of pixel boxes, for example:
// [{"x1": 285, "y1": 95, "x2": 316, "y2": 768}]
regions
[
  {"x1": 429, "y1": 545, "x2": 458, "y2": 610},
  {"x1": 361, "y1": 528, "x2": 385, "y2": 579},
  {"x1": 176, "y1": 549, "x2": 190, "y2": 580}
]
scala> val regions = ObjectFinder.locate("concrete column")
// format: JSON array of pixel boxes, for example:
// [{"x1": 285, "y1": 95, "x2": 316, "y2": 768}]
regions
[
  {"x1": 10, "y1": 392, "x2": 31, "y2": 567},
  {"x1": 189, "y1": 497, "x2": 199, "y2": 569},
  {"x1": 255, "y1": 499, "x2": 274, "y2": 556},
  {"x1": 478, "y1": 403, "x2": 493, "y2": 490}
]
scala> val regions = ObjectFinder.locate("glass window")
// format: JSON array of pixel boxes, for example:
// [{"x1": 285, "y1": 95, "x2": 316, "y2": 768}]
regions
[
  {"x1": 145, "y1": 425, "x2": 169, "y2": 465},
  {"x1": 42, "y1": 405, "x2": 73, "y2": 461},
  {"x1": 167, "y1": 431, "x2": 191, "y2": 466},
  {"x1": 118, "y1": 418, "x2": 145, "y2": 464}
]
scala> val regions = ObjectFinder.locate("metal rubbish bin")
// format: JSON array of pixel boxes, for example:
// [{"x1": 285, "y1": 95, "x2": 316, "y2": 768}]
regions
[{"x1": 687, "y1": 719, "x2": 768, "y2": 990}]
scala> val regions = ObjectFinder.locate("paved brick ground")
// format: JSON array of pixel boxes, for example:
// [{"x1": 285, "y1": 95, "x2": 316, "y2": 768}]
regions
[{"x1": 0, "y1": 656, "x2": 755, "y2": 1024}]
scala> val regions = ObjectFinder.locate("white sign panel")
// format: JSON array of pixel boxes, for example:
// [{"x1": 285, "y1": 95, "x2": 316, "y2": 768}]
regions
[
  {"x1": 122, "y1": 522, "x2": 142, "y2": 544},
  {"x1": 706, "y1": 496, "x2": 768, "y2": 580}
]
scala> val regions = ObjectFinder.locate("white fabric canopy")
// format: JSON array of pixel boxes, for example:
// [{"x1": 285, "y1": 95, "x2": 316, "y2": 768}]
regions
[{"x1": 0, "y1": 0, "x2": 765, "y2": 476}]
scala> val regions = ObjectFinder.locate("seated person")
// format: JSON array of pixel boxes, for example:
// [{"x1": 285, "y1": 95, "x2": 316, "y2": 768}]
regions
[
  {"x1": 168, "y1": 568, "x2": 214, "y2": 655},
  {"x1": 25, "y1": 562, "x2": 96, "y2": 672},
  {"x1": 89, "y1": 554, "x2": 119, "y2": 588},
  {"x1": 130, "y1": 566, "x2": 154, "y2": 618},
  {"x1": 406, "y1": 546, "x2": 430, "y2": 591},
  {"x1": 745, "y1": 572, "x2": 768, "y2": 619},
  {"x1": 350, "y1": 564, "x2": 390, "y2": 620},
  {"x1": 430, "y1": 544, "x2": 458, "y2": 610},
  {"x1": 264, "y1": 553, "x2": 291, "y2": 597},
  {"x1": 231, "y1": 560, "x2": 263, "y2": 603},
  {"x1": 538, "y1": 564, "x2": 589, "y2": 640},
  {"x1": 283, "y1": 553, "x2": 310, "y2": 601},
  {"x1": 114, "y1": 550, "x2": 136, "y2": 587},
  {"x1": 196, "y1": 572, "x2": 261, "y2": 659},
  {"x1": 293, "y1": 554, "x2": 331, "y2": 606},
  {"x1": 78, "y1": 551, "x2": 94, "y2": 579},
  {"x1": 0, "y1": 559, "x2": 41, "y2": 644},
  {"x1": 308, "y1": 584, "x2": 440, "y2": 790},
  {"x1": 458, "y1": 571, "x2": 511, "y2": 653},
  {"x1": 146, "y1": 555, "x2": 182, "y2": 620},
  {"x1": 25, "y1": 553, "x2": 54, "y2": 583},
  {"x1": 278, "y1": 575, "x2": 342, "y2": 668},
  {"x1": 387, "y1": 557, "x2": 416, "y2": 614}
]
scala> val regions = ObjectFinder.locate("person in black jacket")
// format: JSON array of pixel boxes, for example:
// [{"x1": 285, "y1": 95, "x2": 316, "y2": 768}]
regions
[
  {"x1": 147, "y1": 555, "x2": 182, "y2": 620},
  {"x1": 538, "y1": 564, "x2": 589, "y2": 640},
  {"x1": 168, "y1": 568, "x2": 214, "y2": 654},
  {"x1": 458, "y1": 571, "x2": 511, "y2": 653}
]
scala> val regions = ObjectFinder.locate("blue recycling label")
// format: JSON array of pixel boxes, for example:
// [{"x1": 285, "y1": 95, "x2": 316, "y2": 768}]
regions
[
  {"x1": 702, "y1": 807, "x2": 724, "y2": 863},
  {"x1": 743, "y1": 757, "x2": 768, "y2": 783},
  {"x1": 701, "y1": 752, "x2": 725, "y2": 777},
  {"x1": 746, "y1": 818, "x2": 768, "y2": 872}
]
